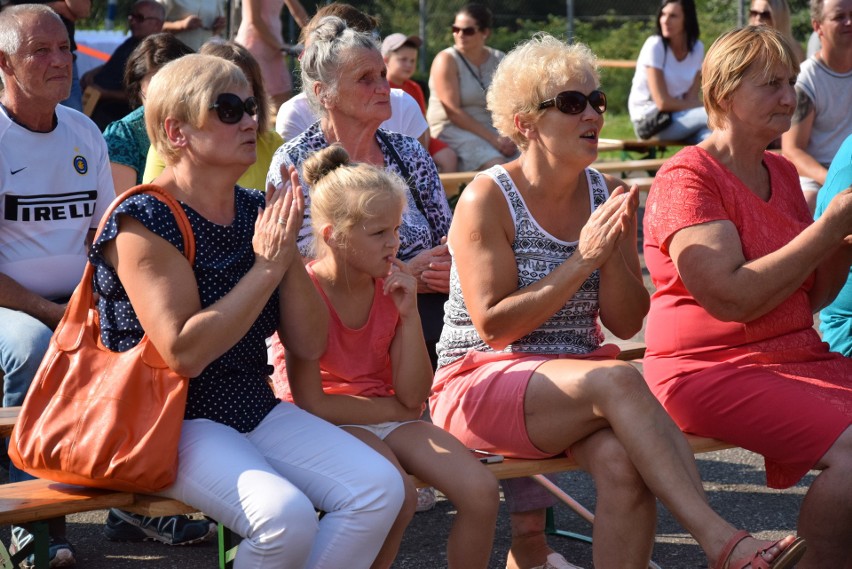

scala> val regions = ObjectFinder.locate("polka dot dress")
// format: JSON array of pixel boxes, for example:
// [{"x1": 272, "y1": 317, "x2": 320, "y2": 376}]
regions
[{"x1": 89, "y1": 187, "x2": 279, "y2": 433}]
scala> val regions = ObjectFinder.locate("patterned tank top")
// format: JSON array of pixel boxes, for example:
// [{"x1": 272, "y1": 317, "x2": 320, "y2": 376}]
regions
[{"x1": 436, "y1": 165, "x2": 608, "y2": 369}]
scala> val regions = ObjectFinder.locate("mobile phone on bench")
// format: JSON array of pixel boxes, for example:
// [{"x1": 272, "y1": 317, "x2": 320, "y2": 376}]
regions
[{"x1": 471, "y1": 449, "x2": 504, "y2": 463}]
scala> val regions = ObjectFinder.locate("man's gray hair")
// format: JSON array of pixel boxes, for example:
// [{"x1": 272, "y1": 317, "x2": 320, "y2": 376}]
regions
[
  {"x1": 0, "y1": 4, "x2": 64, "y2": 57},
  {"x1": 810, "y1": 0, "x2": 825, "y2": 22},
  {"x1": 133, "y1": 0, "x2": 166, "y2": 21}
]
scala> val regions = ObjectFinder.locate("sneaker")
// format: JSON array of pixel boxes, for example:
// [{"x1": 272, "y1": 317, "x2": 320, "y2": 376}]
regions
[
  {"x1": 415, "y1": 486, "x2": 437, "y2": 512},
  {"x1": 103, "y1": 509, "x2": 216, "y2": 545},
  {"x1": 10, "y1": 526, "x2": 76, "y2": 568}
]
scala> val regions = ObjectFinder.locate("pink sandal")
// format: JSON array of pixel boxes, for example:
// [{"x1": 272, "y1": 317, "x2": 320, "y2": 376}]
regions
[{"x1": 715, "y1": 530, "x2": 807, "y2": 569}]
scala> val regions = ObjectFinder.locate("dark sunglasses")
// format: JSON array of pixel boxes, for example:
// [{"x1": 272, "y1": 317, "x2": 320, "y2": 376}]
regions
[
  {"x1": 451, "y1": 25, "x2": 478, "y2": 36},
  {"x1": 128, "y1": 12, "x2": 162, "y2": 23},
  {"x1": 538, "y1": 90, "x2": 607, "y2": 115},
  {"x1": 209, "y1": 93, "x2": 258, "y2": 124},
  {"x1": 749, "y1": 9, "x2": 772, "y2": 20}
]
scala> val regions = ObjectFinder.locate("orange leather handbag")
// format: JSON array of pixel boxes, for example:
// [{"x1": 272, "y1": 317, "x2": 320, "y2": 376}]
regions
[{"x1": 9, "y1": 185, "x2": 194, "y2": 493}]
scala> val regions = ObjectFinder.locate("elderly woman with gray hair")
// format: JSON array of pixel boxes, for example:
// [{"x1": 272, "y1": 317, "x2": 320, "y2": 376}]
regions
[{"x1": 267, "y1": 15, "x2": 453, "y2": 368}]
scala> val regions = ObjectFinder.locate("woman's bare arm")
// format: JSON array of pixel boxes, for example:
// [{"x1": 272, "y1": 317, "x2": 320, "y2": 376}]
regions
[
  {"x1": 430, "y1": 51, "x2": 506, "y2": 149},
  {"x1": 453, "y1": 176, "x2": 632, "y2": 350},
  {"x1": 597, "y1": 182, "x2": 650, "y2": 339},
  {"x1": 668, "y1": 189, "x2": 852, "y2": 322},
  {"x1": 646, "y1": 67, "x2": 701, "y2": 112}
]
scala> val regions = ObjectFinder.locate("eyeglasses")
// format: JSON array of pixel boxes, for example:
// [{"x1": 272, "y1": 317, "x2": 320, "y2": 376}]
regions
[
  {"x1": 748, "y1": 9, "x2": 772, "y2": 21},
  {"x1": 451, "y1": 25, "x2": 478, "y2": 36},
  {"x1": 538, "y1": 90, "x2": 607, "y2": 115},
  {"x1": 128, "y1": 13, "x2": 162, "y2": 23},
  {"x1": 209, "y1": 93, "x2": 258, "y2": 124}
]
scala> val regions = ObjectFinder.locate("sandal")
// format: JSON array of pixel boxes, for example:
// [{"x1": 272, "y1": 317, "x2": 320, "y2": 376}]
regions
[{"x1": 715, "y1": 530, "x2": 807, "y2": 569}]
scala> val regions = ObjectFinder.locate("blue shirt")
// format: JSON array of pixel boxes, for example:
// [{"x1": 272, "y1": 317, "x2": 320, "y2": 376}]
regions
[{"x1": 815, "y1": 133, "x2": 852, "y2": 356}]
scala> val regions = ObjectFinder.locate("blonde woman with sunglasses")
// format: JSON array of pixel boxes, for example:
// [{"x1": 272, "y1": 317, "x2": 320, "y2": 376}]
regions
[
  {"x1": 425, "y1": 2, "x2": 517, "y2": 171},
  {"x1": 428, "y1": 33, "x2": 806, "y2": 569},
  {"x1": 89, "y1": 54, "x2": 404, "y2": 569},
  {"x1": 748, "y1": 0, "x2": 806, "y2": 63}
]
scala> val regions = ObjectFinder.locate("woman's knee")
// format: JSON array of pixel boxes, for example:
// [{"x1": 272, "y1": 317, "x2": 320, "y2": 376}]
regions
[
  {"x1": 350, "y1": 456, "x2": 407, "y2": 520},
  {"x1": 819, "y1": 425, "x2": 852, "y2": 471},
  {"x1": 244, "y1": 491, "x2": 320, "y2": 558},
  {"x1": 588, "y1": 362, "x2": 648, "y2": 400},
  {"x1": 448, "y1": 468, "x2": 500, "y2": 517}
]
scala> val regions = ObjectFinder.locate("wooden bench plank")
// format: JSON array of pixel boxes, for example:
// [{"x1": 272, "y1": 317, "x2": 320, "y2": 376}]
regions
[
  {"x1": 0, "y1": 480, "x2": 134, "y2": 525},
  {"x1": 125, "y1": 495, "x2": 198, "y2": 517},
  {"x1": 412, "y1": 434, "x2": 732, "y2": 487},
  {"x1": 440, "y1": 168, "x2": 661, "y2": 199}
]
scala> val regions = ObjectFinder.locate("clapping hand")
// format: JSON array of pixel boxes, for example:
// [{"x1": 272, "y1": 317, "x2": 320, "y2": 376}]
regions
[
  {"x1": 577, "y1": 184, "x2": 638, "y2": 268},
  {"x1": 253, "y1": 165, "x2": 303, "y2": 277}
]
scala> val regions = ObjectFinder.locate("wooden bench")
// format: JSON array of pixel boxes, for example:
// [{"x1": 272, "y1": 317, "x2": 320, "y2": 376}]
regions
[
  {"x1": 0, "y1": 342, "x2": 735, "y2": 569},
  {"x1": 0, "y1": 435, "x2": 733, "y2": 569},
  {"x1": 440, "y1": 162, "x2": 663, "y2": 200},
  {"x1": 598, "y1": 138, "x2": 684, "y2": 161}
]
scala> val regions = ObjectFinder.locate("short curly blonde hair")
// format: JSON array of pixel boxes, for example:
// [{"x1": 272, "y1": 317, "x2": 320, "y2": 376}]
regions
[
  {"x1": 487, "y1": 33, "x2": 599, "y2": 151},
  {"x1": 145, "y1": 54, "x2": 249, "y2": 165}
]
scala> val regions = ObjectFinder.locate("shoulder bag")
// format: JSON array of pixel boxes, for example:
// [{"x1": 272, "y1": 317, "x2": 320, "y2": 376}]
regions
[
  {"x1": 634, "y1": 109, "x2": 673, "y2": 140},
  {"x1": 9, "y1": 184, "x2": 194, "y2": 493}
]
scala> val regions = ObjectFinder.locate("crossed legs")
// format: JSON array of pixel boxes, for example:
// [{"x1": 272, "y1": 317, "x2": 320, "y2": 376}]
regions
[{"x1": 514, "y1": 359, "x2": 795, "y2": 569}]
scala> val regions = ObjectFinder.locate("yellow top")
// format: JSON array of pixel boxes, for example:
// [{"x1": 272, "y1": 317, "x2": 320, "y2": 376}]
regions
[{"x1": 143, "y1": 130, "x2": 284, "y2": 192}]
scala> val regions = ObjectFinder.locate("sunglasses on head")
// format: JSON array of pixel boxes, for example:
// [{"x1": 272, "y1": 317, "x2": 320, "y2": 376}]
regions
[
  {"x1": 749, "y1": 9, "x2": 772, "y2": 20},
  {"x1": 538, "y1": 90, "x2": 607, "y2": 115},
  {"x1": 451, "y1": 25, "x2": 478, "y2": 36},
  {"x1": 209, "y1": 93, "x2": 258, "y2": 124},
  {"x1": 128, "y1": 12, "x2": 161, "y2": 23}
]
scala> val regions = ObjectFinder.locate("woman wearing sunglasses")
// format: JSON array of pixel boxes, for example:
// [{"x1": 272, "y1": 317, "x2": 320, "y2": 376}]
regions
[
  {"x1": 627, "y1": 0, "x2": 711, "y2": 143},
  {"x1": 143, "y1": 40, "x2": 283, "y2": 193},
  {"x1": 748, "y1": 0, "x2": 805, "y2": 63},
  {"x1": 89, "y1": 54, "x2": 405, "y2": 569},
  {"x1": 428, "y1": 33, "x2": 806, "y2": 569},
  {"x1": 425, "y1": 2, "x2": 517, "y2": 171}
]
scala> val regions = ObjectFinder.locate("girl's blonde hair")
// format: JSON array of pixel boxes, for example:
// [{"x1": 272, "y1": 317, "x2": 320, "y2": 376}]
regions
[{"x1": 303, "y1": 144, "x2": 407, "y2": 256}]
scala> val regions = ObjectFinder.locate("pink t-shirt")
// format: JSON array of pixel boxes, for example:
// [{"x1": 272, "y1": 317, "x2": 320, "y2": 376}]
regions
[
  {"x1": 272, "y1": 264, "x2": 400, "y2": 401},
  {"x1": 643, "y1": 146, "x2": 820, "y2": 384}
]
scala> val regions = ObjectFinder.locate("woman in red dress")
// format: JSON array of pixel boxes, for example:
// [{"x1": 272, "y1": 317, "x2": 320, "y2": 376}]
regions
[{"x1": 643, "y1": 26, "x2": 852, "y2": 568}]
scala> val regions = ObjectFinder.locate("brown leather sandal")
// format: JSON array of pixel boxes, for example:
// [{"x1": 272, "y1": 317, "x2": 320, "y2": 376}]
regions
[{"x1": 715, "y1": 530, "x2": 807, "y2": 569}]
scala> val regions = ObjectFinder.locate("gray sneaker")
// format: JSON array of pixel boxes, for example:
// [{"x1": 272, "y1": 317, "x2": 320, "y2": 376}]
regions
[{"x1": 103, "y1": 509, "x2": 216, "y2": 545}]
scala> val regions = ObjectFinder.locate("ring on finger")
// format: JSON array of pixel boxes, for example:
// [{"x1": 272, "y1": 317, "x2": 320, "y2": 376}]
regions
[{"x1": 277, "y1": 217, "x2": 286, "y2": 226}]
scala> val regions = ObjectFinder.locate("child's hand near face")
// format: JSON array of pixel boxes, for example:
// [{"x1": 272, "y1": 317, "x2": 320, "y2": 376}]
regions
[{"x1": 383, "y1": 257, "x2": 419, "y2": 317}]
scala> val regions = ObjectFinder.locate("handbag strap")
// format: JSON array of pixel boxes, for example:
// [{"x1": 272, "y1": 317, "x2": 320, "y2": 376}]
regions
[
  {"x1": 93, "y1": 184, "x2": 196, "y2": 264},
  {"x1": 453, "y1": 47, "x2": 487, "y2": 92},
  {"x1": 376, "y1": 130, "x2": 429, "y2": 220},
  {"x1": 57, "y1": 185, "x2": 196, "y2": 351}
]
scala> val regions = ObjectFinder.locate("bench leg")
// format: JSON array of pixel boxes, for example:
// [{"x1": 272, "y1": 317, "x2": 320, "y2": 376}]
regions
[
  {"x1": 217, "y1": 523, "x2": 240, "y2": 569},
  {"x1": 534, "y1": 476, "x2": 664, "y2": 569},
  {"x1": 0, "y1": 540, "x2": 13, "y2": 569}
]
